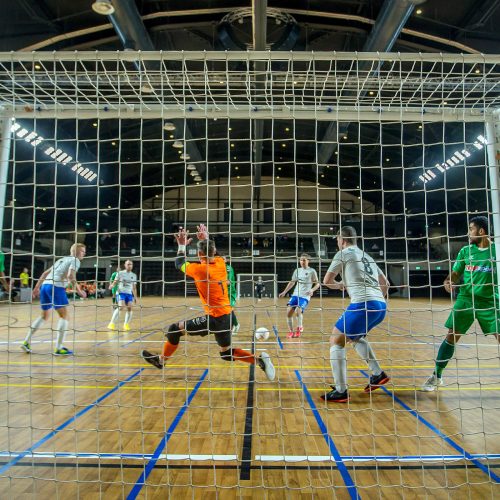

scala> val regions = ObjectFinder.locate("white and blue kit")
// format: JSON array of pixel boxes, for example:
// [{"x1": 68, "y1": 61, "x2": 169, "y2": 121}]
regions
[
  {"x1": 287, "y1": 267, "x2": 319, "y2": 311},
  {"x1": 116, "y1": 271, "x2": 137, "y2": 304},
  {"x1": 328, "y1": 246, "x2": 386, "y2": 339},
  {"x1": 40, "y1": 256, "x2": 81, "y2": 310}
]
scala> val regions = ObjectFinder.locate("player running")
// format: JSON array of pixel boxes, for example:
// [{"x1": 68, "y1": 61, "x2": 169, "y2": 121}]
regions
[
  {"x1": 22, "y1": 243, "x2": 87, "y2": 356},
  {"x1": 422, "y1": 216, "x2": 499, "y2": 391},
  {"x1": 322, "y1": 226, "x2": 390, "y2": 402},
  {"x1": 108, "y1": 259, "x2": 137, "y2": 331},
  {"x1": 141, "y1": 224, "x2": 275, "y2": 380},
  {"x1": 279, "y1": 253, "x2": 320, "y2": 338}
]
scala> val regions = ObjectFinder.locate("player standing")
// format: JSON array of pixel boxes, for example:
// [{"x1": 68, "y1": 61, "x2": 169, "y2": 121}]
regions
[
  {"x1": 422, "y1": 216, "x2": 499, "y2": 391},
  {"x1": 108, "y1": 259, "x2": 137, "y2": 331},
  {"x1": 322, "y1": 227, "x2": 390, "y2": 402},
  {"x1": 279, "y1": 253, "x2": 320, "y2": 338},
  {"x1": 222, "y1": 255, "x2": 240, "y2": 335},
  {"x1": 255, "y1": 276, "x2": 265, "y2": 301},
  {"x1": 141, "y1": 225, "x2": 275, "y2": 380},
  {"x1": 109, "y1": 264, "x2": 120, "y2": 307},
  {"x1": 21, "y1": 243, "x2": 87, "y2": 355}
]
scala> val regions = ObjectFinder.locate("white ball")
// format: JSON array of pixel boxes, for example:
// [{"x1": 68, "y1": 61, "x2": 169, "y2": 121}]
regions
[{"x1": 255, "y1": 327, "x2": 270, "y2": 341}]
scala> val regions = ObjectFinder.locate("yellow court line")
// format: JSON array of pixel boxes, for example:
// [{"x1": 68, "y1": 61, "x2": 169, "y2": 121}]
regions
[
  {"x1": 0, "y1": 383, "x2": 499, "y2": 393},
  {"x1": 0, "y1": 361, "x2": 499, "y2": 370}
]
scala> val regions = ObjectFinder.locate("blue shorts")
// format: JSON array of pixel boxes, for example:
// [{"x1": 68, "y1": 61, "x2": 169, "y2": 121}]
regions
[
  {"x1": 287, "y1": 296, "x2": 310, "y2": 311},
  {"x1": 40, "y1": 284, "x2": 69, "y2": 310},
  {"x1": 118, "y1": 293, "x2": 134, "y2": 305},
  {"x1": 335, "y1": 301, "x2": 386, "y2": 340}
]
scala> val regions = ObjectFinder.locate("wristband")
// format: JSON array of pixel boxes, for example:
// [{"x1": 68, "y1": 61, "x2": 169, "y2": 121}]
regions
[{"x1": 178, "y1": 244, "x2": 186, "y2": 253}]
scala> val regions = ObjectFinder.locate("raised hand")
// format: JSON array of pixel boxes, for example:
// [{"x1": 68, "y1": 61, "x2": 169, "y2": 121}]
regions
[
  {"x1": 196, "y1": 224, "x2": 209, "y2": 241},
  {"x1": 175, "y1": 227, "x2": 193, "y2": 246}
]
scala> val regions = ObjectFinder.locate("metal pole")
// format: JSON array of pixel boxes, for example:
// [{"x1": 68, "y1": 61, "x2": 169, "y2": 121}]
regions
[
  {"x1": 0, "y1": 118, "x2": 12, "y2": 247},
  {"x1": 485, "y1": 119, "x2": 500, "y2": 298}
]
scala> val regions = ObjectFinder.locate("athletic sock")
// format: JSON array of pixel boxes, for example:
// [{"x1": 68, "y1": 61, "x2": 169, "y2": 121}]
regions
[
  {"x1": 232, "y1": 348, "x2": 256, "y2": 364},
  {"x1": 354, "y1": 338, "x2": 382, "y2": 376},
  {"x1": 297, "y1": 312, "x2": 303, "y2": 328},
  {"x1": 161, "y1": 341, "x2": 178, "y2": 360},
  {"x1": 124, "y1": 311, "x2": 132, "y2": 324},
  {"x1": 330, "y1": 345, "x2": 348, "y2": 393},
  {"x1": 435, "y1": 340, "x2": 455, "y2": 378},
  {"x1": 287, "y1": 317, "x2": 294, "y2": 331},
  {"x1": 25, "y1": 316, "x2": 44, "y2": 343},
  {"x1": 110, "y1": 308, "x2": 120, "y2": 324},
  {"x1": 56, "y1": 319, "x2": 69, "y2": 350}
]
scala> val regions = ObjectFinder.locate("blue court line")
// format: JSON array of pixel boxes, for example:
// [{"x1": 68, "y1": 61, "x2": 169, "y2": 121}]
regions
[
  {"x1": 0, "y1": 368, "x2": 143, "y2": 475},
  {"x1": 295, "y1": 370, "x2": 359, "y2": 500},
  {"x1": 265, "y1": 310, "x2": 284, "y2": 350},
  {"x1": 127, "y1": 368, "x2": 209, "y2": 499},
  {"x1": 359, "y1": 370, "x2": 500, "y2": 483}
]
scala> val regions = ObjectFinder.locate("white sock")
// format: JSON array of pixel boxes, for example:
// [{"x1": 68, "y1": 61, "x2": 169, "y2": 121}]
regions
[
  {"x1": 56, "y1": 319, "x2": 69, "y2": 350},
  {"x1": 25, "y1": 316, "x2": 44, "y2": 343},
  {"x1": 110, "y1": 308, "x2": 120, "y2": 324},
  {"x1": 124, "y1": 311, "x2": 132, "y2": 324},
  {"x1": 287, "y1": 317, "x2": 294, "y2": 331},
  {"x1": 297, "y1": 312, "x2": 303, "y2": 328},
  {"x1": 330, "y1": 345, "x2": 348, "y2": 393},
  {"x1": 354, "y1": 338, "x2": 382, "y2": 376}
]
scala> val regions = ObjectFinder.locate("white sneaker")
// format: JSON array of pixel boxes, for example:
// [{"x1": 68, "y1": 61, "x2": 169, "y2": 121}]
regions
[
  {"x1": 258, "y1": 352, "x2": 275, "y2": 381},
  {"x1": 421, "y1": 373, "x2": 443, "y2": 392},
  {"x1": 231, "y1": 323, "x2": 240, "y2": 335}
]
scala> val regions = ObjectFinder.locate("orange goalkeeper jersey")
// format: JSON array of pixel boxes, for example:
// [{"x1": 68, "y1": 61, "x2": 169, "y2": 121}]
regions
[{"x1": 183, "y1": 256, "x2": 232, "y2": 317}]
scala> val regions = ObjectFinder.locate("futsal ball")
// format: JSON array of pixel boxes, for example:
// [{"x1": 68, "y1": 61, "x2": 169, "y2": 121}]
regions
[{"x1": 255, "y1": 327, "x2": 270, "y2": 341}]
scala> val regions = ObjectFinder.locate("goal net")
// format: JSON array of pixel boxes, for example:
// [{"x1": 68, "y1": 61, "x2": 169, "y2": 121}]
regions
[{"x1": 0, "y1": 51, "x2": 499, "y2": 498}]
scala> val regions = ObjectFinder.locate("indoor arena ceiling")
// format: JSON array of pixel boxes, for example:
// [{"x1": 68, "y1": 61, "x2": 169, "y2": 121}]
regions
[{"x1": 2, "y1": 0, "x2": 499, "y2": 220}]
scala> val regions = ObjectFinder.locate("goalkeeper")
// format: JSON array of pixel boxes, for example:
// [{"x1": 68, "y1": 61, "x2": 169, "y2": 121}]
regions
[{"x1": 222, "y1": 255, "x2": 240, "y2": 335}]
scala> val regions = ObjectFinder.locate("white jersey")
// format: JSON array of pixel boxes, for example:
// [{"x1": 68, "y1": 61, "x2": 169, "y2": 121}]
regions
[
  {"x1": 116, "y1": 271, "x2": 137, "y2": 295},
  {"x1": 328, "y1": 246, "x2": 385, "y2": 303},
  {"x1": 291, "y1": 267, "x2": 319, "y2": 299},
  {"x1": 44, "y1": 256, "x2": 81, "y2": 288}
]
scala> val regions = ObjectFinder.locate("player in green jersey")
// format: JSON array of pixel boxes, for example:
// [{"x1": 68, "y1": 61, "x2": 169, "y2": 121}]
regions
[
  {"x1": 222, "y1": 255, "x2": 240, "y2": 334},
  {"x1": 422, "y1": 216, "x2": 499, "y2": 391},
  {"x1": 109, "y1": 264, "x2": 120, "y2": 307}
]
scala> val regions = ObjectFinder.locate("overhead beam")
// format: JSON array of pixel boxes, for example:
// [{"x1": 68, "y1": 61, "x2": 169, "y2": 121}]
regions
[{"x1": 317, "y1": 0, "x2": 426, "y2": 165}]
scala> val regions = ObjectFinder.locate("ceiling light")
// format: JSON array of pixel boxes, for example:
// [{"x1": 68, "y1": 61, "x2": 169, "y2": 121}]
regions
[
  {"x1": 34, "y1": 64, "x2": 41, "y2": 70},
  {"x1": 190, "y1": 171, "x2": 197, "y2": 176},
  {"x1": 194, "y1": 176, "x2": 202, "y2": 181},
  {"x1": 180, "y1": 153, "x2": 191, "y2": 160},
  {"x1": 92, "y1": 0, "x2": 115, "y2": 15},
  {"x1": 92, "y1": 122, "x2": 97, "y2": 127},
  {"x1": 141, "y1": 83, "x2": 154, "y2": 93},
  {"x1": 163, "y1": 122, "x2": 176, "y2": 131},
  {"x1": 169, "y1": 134, "x2": 174, "y2": 139},
  {"x1": 172, "y1": 140, "x2": 183, "y2": 148},
  {"x1": 285, "y1": 127, "x2": 290, "y2": 132},
  {"x1": 187, "y1": 164, "x2": 196, "y2": 170},
  {"x1": 416, "y1": 8, "x2": 422, "y2": 14}
]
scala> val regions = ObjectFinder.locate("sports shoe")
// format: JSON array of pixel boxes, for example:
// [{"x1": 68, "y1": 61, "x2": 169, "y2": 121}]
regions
[
  {"x1": 231, "y1": 323, "x2": 240, "y2": 335},
  {"x1": 364, "y1": 371, "x2": 390, "y2": 393},
  {"x1": 107, "y1": 322, "x2": 116, "y2": 331},
  {"x1": 54, "y1": 347, "x2": 73, "y2": 356},
  {"x1": 293, "y1": 327, "x2": 303, "y2": 338},
  {"x1": 286, "y1": 330, "x2": 294, "y2": 339},
  {"x1": 320, "y1": 386, "x2": 349, "y2": 403},
  {"x1": 421, "y1": 373, "x2": 443, "y2": 392},
  {"x1": 142, "y1": 350, "x2": 164, "y2": 369},
  {"x1": 123, "y1": 323, "x2": 131, "y2": 331},
  {"x1": 20, "y1": 341, "x2": 31, "y2": 353},
  {"x1": 258, "y1": 352, "x2": 275, "y2": 381}
]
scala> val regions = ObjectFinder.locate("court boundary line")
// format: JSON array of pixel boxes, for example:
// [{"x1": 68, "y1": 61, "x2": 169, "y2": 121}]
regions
[
  {"x1": 0, "y1": 368, "x2": 144, "y2": 475},
  {"x1": 359, "y1": 369, "x2": 500, "y2": 484},
  {"x1": 295, "y1": 370, "x2": 359, "y2": 500},
  {"x1": 126, "y1": 368, "x2": 208, "y2": 499}
]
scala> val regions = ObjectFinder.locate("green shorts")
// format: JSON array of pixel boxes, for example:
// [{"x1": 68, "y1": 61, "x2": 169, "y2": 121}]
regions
[{"x1": 445, "y1": 296, "x2": 500, "y2": 335}]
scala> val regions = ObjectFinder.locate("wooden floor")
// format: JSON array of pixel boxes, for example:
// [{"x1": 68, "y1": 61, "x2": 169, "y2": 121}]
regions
[{"x1": 0, "y1": 295, "x2": 499, "y2": 499}]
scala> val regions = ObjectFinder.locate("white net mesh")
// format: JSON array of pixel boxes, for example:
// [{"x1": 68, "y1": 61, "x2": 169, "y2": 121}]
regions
[{"x1": 0, "y1": 51, "x2": 499, "y2": 497}]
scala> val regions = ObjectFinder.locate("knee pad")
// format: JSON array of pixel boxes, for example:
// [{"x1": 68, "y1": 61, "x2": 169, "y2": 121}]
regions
[
  {"x1": 166, "y1": 323, "x2": 182, "y2": 345},
  {"x1": 220, "y1": 349, "x2": 233, "y2": 362}
]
